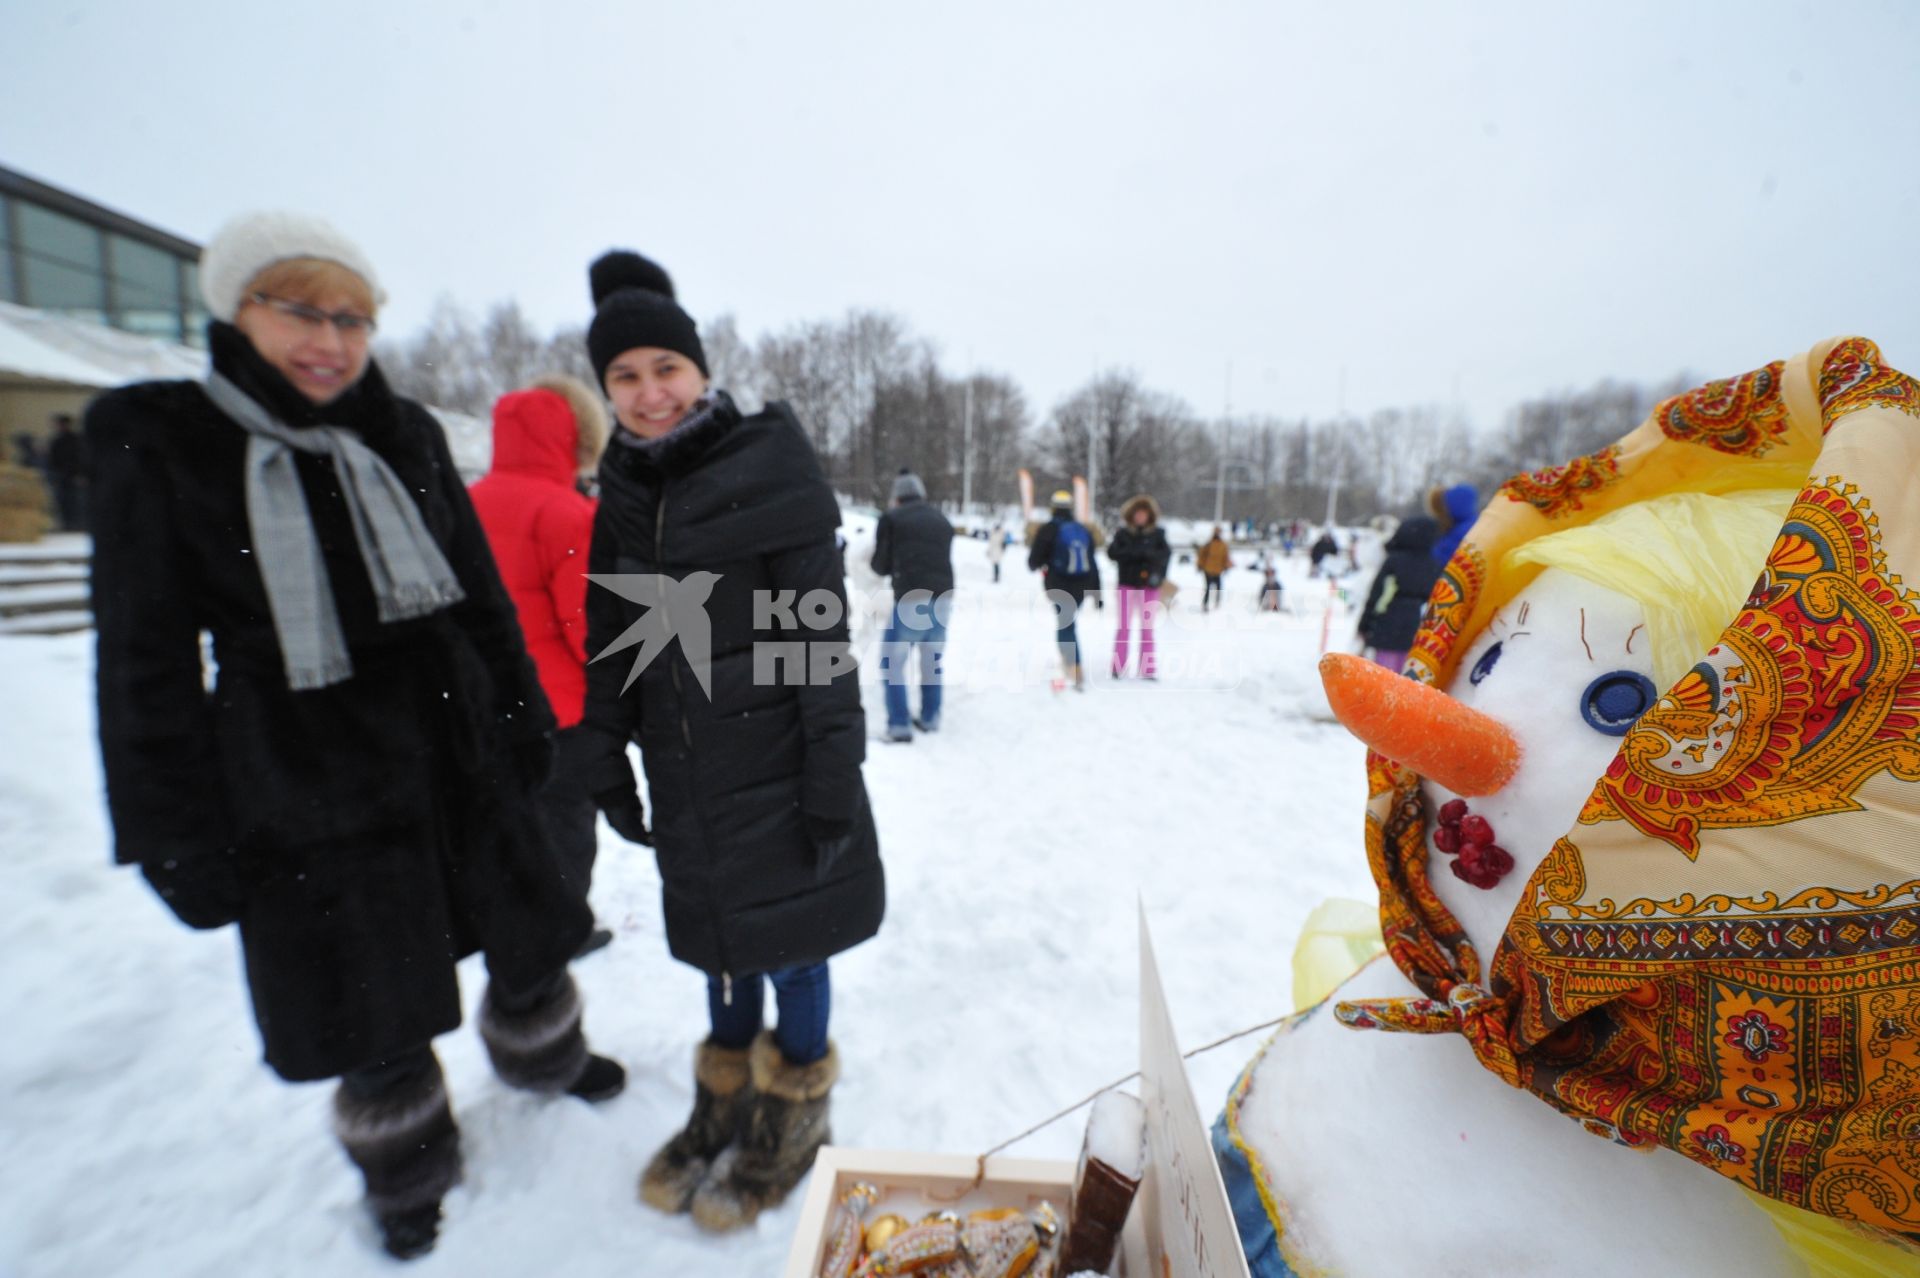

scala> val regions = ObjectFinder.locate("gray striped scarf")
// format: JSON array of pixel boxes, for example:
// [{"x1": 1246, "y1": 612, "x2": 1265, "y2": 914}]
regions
[{"x1": 204, "y1": 371, "x2": 466, "y2": 690}]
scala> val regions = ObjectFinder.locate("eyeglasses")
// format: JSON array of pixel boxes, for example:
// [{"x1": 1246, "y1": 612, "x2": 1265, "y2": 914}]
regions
[{"x1": 248, "y1": 292, "x2": 378, "y2": 336}]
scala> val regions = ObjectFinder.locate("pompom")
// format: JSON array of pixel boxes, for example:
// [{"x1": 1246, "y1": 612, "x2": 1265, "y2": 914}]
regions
[{"x1": 589, "y1": 250, "x2": 675, "y2": 307}]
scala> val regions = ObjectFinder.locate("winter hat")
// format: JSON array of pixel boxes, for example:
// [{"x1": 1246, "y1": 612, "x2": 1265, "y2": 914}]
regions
[
  {"x1": 198, "y1": 210, "x2": 385, "y2": 322},
  {"x1": 1049, "y1": 489, "x2": 1073, "y2": 510},
  {"x1": 586, "y1": 250, "x2": 708, "y2": 387},
  {"x1": 891, "y1": 468, "x2": 926, "y2": 503}
]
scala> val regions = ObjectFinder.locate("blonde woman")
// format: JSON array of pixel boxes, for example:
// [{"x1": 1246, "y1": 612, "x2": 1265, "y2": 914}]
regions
[{"x1": 88, "y1": 212, "x2": 622, "y2": 1260}]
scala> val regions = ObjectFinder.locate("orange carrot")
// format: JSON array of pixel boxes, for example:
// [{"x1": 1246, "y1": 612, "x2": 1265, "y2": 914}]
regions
[{"x1": 1319, "y1": 653, "x2": 1521, "y2": 796}]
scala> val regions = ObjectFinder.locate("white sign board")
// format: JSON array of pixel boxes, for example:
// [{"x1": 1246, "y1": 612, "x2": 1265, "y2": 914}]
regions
[{"x1": 1138, "y1": 902, "x2": 1252, "y2": 1278}]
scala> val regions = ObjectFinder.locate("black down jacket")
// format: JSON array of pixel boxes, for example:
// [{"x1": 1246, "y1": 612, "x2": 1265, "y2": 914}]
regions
[
  {"x1": 88, "y1": 323, "x2": 586, "y2": 1082},
  {"x1": 1107, "y1": 495, "x2": 1171, "y2": 589},
  {"x1": 1358, "y1": 516, "x2": 1443, "y2": 652},
  {"x1": 579, "y1": 394, "x2": 884, "y2": 979},
  {"x1": 870, "y1": 496, "x2": 954, "y2": 598}
]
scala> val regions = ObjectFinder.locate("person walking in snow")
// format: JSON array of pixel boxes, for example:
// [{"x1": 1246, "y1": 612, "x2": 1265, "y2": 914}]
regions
[
  {"x1": 1355, "y1": 515, "x2": 1442, "y2": 674},
  {"x1": 1427, "y1": 482, "x2": 1480, "y2": 566},
  {"x1": 1028, "y1": 489, "x2": 1102, "y2": 690},
  {"x1": 45, "y1": 414, "x2": 86, "y2": 531},
  {"x1": 574, "y1": 250, "x2": 883, "y2": 1233},
  {"x1": 86, "y1": 212, "x2": 624, "y2": 1262},
  {"x1": 1195, "y1": 524, "x2": 1233, "y2": 612},
  {"x1": 1107, "y1": 494, "x2": 1171, "y2": 679},
  {"x1": 469, "y1": 375, "x2": 616, "y2": 956},
  {"x1": 1309, "y1": 528, "x2": 1340, "y2": 577},
  {"x1": 871, "y1": 467, "x2": 954, "y2": 741},
  {"x1": 986, "y1": 519, "x2": 1008, "y2": 583}
]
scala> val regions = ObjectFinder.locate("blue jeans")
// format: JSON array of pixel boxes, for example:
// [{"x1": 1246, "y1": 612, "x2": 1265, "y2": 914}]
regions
[
  {"x1": 707, "y1": 962, "x2": 831, "y2": 1065},
  {"x1": 879, "y1": 592, "x2": 951, "y2": 729}
]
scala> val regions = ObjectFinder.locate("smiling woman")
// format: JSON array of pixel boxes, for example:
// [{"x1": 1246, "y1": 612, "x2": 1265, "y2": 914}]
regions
[{"x1": 84, "y1": 209, "x2": 628, "y2": 1262}]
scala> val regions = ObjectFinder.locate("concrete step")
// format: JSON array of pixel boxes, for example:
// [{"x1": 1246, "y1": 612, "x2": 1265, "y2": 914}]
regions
[
  {"x1": 0, "y1": 564, "x2": 87, "y2": 587},
  {"x1": 0, "y1": 582, "x2": 89, "y2": 618},
  {"x1": 0, "y1": 608, "x2": 93, "y2": 636}
]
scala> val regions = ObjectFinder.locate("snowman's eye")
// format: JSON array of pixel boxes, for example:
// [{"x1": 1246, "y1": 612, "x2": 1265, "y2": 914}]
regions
[
  {"x1": 1582, "y1": 670, "x2": 1658, "y2": 735},
  {"x1": 1469, "y1": 641, "x2": 1503, "y2": 685}
]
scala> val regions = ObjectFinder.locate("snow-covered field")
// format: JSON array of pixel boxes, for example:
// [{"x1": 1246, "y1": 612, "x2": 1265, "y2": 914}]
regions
[{"x1": 0, "y1": 531, "x2": 1381, "y2": 1277}]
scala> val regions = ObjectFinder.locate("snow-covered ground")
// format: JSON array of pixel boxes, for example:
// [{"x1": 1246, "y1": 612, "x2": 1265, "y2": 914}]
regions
[{"x1": 0, "y1": 530, "x2": 1383, "y2": 1277}]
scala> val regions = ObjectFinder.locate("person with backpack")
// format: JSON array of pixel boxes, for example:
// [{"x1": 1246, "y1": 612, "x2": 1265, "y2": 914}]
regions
[
  {"x1": 1356, "y1": 515, "x2": 1442, "y2": 674},
  {"x1": 1107, "y1": 494, "x2": 1171, "y2": 679},
  {"x1": 871, "y1": 467, "x2": 954, "y2": 742},
  {"x1": 1027, "y1": 489, "x2": 1101, "y2": 690}
]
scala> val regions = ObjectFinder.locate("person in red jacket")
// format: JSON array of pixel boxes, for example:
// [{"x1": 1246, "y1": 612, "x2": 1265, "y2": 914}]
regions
[{"x1": 470, "y1": 374, "x2": 614, "y2": 954}]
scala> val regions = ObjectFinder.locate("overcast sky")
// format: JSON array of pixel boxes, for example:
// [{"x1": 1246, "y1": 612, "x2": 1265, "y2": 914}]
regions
[{"x1": 4, "y1": 0, "x2": 1917, "y2": 433}]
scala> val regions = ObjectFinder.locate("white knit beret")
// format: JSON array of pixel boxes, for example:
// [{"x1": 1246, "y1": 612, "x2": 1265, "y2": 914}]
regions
[{"x1": 197, "y1": 210, "x2": 387, "y2": 322}]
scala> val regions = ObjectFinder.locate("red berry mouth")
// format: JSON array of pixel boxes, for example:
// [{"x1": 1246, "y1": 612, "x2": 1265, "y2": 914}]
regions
[{"x1": 1430, "y1": 798, "x2": 1513, "y2": 890}]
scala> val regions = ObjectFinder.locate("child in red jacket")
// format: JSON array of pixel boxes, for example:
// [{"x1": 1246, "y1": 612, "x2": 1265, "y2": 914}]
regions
[{"x1": 470, "y1": 375, "x2": 613, "y2": 953}]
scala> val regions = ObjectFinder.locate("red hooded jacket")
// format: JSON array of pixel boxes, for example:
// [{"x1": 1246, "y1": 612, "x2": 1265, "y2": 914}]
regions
[{"x1": 469, "y1": 388, "x2": 596, "y2": 727}]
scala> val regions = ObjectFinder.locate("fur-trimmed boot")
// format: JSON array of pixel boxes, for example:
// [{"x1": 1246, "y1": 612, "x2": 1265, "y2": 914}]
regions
[
  {"x1": 333, "y1": 1053, "x2": 462, "y2": 1261},
  {"x1": 479, "y1": 971, "x2": 626, "y2": 1101},
  {"x1": 638, "y1": 1038, "x2": 755, "y2": 1213},
  {"x1": 689, "y1": 1032, "x2": 838, "y2": 1232}
]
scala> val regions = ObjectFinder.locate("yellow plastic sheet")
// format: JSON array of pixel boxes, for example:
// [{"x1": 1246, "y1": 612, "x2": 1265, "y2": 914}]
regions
[
  {"x1": 1290, "y1": 897, "x2": 1386, "y2": 1011},
  {"x1": 1747, "y1": 1192, "x2": 1920, "y2": 1278},
  {"x1": 1505, "y1": 488, "x2": 1797, "y2": 689}
]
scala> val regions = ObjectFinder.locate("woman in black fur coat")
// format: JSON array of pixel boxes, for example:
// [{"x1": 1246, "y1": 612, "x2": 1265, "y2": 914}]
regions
[
  {"x1": 87, "y1": 211, "x2": 623, "y2": 1261},
  {"x1": 575, "y1": 250, "x2": 884, "y2": 1233}
]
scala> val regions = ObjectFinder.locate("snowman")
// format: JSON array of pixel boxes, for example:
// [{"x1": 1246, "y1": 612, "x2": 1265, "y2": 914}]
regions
[{"x1": 1217, "y1": 339, "x2": 1920, "y2": 1277}]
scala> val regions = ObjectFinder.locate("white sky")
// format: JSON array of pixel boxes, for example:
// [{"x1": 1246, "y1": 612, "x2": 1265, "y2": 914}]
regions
[{"x1": 4, "y1": 0, "x2": 1917, "y2": 431}]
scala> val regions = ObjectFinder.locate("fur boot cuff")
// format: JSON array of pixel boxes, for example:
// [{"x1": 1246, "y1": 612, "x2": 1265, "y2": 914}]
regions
[
  {"x1": 749, "y1": 1031, "x2": 839, "y2": 1102},
  {"x1": 332, "y1": 1059, "x2": 460, "y2": 1216},
  {"x1": 696, "y1": 1038, "x2": 755, "y2": 1096},
  {"x1": 480, "y1": 973, "x2": 589, "y2": 1093}
]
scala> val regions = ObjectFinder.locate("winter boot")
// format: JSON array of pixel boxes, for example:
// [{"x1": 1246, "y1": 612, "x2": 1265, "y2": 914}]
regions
[
  {"x1": 333, "y1": 1052, "x2": 461, "y2": 1261},
  {"x1": 689, "y1": 1032, "x2": 838, "y2": 1232},
  {"x1": 479, "y1": 971, "x2": 624, "y2": 1101},
  {"x1": 639, "y1": 1038, "x2": 756, "y2": 1213}
]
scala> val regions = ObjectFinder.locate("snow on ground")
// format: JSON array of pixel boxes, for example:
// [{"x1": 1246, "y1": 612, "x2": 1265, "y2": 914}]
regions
[{"x1": 0, "y1": 531, "x2": 1381, "y2": 1277}]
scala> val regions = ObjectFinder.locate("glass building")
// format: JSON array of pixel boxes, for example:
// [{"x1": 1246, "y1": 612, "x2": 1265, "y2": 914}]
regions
[{"x1": 0, "y1": 163, "x2": 205, "y2": 348}]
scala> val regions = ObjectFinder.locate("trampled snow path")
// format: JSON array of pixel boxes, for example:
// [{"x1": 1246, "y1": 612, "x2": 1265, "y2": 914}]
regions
[{"x1": 0, "y1": 533, "x2": 1378, "y2": 1277}]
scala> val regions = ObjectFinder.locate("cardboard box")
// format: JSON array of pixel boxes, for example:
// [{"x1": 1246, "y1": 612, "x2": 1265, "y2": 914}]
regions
[
  {"x1": 783, "y1": 1147, "x2": 1150, "y2": 1277},
  {"x1": 785, "y1": 907, "x2": 1245, "y2": 1278}
]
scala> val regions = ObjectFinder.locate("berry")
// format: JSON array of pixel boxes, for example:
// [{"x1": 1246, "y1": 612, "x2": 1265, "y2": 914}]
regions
[
  {"x1": 1437, "y1": 799, "x2": 1468, "y2": 827},
  {"x1": 1458, "y1": 814, "x2": 1495, "y2": 845},
  {"x1": 1481, "y1": 845, "x2": 1515, "y2": 878},
  {"x1": 1433, "y1": 825, "x2": 1462, "y2": 855}
]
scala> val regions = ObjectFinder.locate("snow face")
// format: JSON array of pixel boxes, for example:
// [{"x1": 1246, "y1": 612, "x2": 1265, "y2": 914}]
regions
[
  {"x1": 1421, "y1": 568, "x2": 1656, "y2": 962},
  {"x1": 1231, "y1": 567, "x2": 1804, "y2": 1277},
  {"x1": 0, "y1": 529, "x2": 1376, "y2": 1275}
]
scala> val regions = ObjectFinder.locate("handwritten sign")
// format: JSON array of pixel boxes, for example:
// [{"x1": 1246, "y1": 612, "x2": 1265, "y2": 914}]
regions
[{"x1": 1138, "y1": 902, "x2": 1251, "y2": 1278}]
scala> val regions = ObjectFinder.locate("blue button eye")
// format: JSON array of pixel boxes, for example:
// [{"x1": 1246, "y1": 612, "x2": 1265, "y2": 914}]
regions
[
  {"x1": 1582, "y1": 670, "x2": 1657, "y2": 735},
  {"x1": 1469, "y1": 641, "x2": 1503, "y2": 685}
]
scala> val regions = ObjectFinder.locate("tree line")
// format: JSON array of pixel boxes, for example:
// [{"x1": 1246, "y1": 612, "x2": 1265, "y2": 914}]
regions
[{"x1": 379, "y1": 299, "x2": 1692, "y2": 529}]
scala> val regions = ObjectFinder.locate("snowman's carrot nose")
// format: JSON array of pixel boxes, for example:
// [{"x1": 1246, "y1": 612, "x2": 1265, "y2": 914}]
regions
[{"x1": 1319, "y1": 653, "x2": 1520, "y2": 796}]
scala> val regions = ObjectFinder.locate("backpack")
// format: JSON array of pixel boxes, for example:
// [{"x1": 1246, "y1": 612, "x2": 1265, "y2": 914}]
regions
[{"x1": 1050, "y1": 520, "x2": 1093, "y2": 577}]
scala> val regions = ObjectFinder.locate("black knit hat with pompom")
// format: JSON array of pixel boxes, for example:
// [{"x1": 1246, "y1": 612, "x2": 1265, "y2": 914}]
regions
[{"x1": 586, "y1": 250, "x2": 708, "y2": 387}]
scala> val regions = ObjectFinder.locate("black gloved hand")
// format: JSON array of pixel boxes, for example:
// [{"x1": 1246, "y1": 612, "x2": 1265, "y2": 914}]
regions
[
  {"x1": 806, "y1": 815, "x2": 855, "y2": 879},
  {"x1": 595, "y1": 788, "x2": 653, "y2": 846},
  {"x1": 512, "y1": 729, "x2": 555, "y2": 794},
  {"x1": 140, "y1": 849, "x2": 249, "y2": 930}
]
